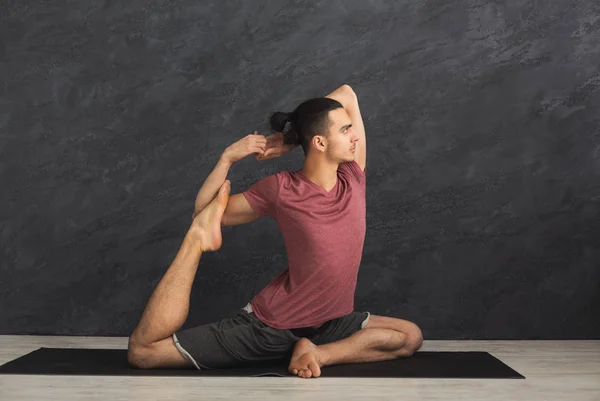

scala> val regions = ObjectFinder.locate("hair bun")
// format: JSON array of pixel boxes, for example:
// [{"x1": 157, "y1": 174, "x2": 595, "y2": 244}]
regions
[
  {"x1": 269, "y1": 111, "x2": 291, "y2": 133},
  {"x1": 283, "y1": 128, "x2": 300, "y2": 145},
  {"x1": 269, "y1": 111, "x2": 299, "y2": 145}
]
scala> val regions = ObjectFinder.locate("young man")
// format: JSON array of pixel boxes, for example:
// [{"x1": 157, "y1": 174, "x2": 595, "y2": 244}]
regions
[{"x1": 127, "y1": 85, "x2": 423, "y2": 378}]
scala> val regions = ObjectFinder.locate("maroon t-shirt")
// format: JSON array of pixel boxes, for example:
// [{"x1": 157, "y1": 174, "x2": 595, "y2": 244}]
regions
[{"x1": 242, "y1": 160, "x2": 366, "y2": 329}]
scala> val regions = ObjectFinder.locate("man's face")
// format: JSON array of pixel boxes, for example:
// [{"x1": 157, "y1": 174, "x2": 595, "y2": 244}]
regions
[{"x1": 324, "y1": 108, "x2": 358, "y2": 161}]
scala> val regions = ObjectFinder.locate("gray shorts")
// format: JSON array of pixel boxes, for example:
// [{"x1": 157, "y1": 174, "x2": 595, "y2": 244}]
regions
[{"x1": 173, "y1": 303, "x2": 370, "y2": 370}]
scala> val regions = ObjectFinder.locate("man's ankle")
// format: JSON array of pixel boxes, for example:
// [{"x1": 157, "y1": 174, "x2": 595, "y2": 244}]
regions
[{"x1": 182, "y1": 230, "x2": 206, "y2": 252}]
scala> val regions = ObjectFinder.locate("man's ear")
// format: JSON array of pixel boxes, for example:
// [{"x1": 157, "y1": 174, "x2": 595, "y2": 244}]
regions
[{"x1": 313, "y1": 135, "x2": 325, "y2": 152}]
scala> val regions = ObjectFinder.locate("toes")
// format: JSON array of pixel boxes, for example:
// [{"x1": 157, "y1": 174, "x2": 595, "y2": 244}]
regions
[
  {"x1": 295, "y1": 366, "x2": 318, "y2": 379},
  {"x1": 308, "y1": 361, "x2": 320, "y2": 377}
]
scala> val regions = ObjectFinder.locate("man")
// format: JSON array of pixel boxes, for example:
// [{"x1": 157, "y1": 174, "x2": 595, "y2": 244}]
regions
[{"x1": 127, "y1": 85, "x2": 423, "y2": 378}]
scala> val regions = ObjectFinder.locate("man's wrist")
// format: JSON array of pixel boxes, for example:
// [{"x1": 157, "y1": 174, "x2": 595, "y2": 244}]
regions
[{"x1": 219, "y1": 153, "x2": 233, "y2": 167}]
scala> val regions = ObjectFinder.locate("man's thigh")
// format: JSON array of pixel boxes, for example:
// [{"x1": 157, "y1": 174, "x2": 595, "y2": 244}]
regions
[
  {"x1": 174, "y1": 310, "x2": 297, "y2": 369},
  {"x1": 363, "y1": 314, "x2": 423, "y2": 339},
  {"x1": 308, "y1": 311, "x2": 370, "y2": 345}
]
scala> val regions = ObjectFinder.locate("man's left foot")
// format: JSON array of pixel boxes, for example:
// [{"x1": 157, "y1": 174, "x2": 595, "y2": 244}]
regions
[
  {"x1": 288, "y1": 338, "x2": 325, "y2": 378},
  {"x1": 189, "y1": 180, "x2": 230, "y2": 252}
]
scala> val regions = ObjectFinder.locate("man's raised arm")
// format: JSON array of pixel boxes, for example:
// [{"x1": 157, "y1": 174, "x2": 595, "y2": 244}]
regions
[
  {"x1": 326, "y1": 84, "x2": 366, "y2": 171},
  {"x1": 325, "y1": 84, "x2": 356, "y2": 108},
  {"x1": 192, "y1": 131, "x2": 267, "y2": 219}
]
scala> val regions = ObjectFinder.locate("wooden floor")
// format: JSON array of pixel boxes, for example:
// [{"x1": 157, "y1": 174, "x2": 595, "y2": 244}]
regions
[{"x1": 0, "y1": 336, "x2": 598, "y2": 400}]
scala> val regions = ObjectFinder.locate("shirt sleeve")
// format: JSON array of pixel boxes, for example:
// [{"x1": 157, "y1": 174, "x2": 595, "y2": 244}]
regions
[{"x1": 242, "y1": 173, "x2": 280, "y2": 217}]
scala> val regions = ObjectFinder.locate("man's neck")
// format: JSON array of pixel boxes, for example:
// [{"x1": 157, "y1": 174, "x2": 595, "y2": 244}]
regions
[{"x1": 301, "y1": 157, "x2": 339, "y2": 192}]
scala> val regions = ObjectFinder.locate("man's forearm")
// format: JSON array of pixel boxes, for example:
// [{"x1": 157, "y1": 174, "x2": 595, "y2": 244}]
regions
[
  {"x1": 192, "y1": 154, "x2": 232, "y2": 219},
  {"x1": 191, "y1": 86, "x2": 352, "y2": 213},
  {"x1": 325, "y1": 84, "x2": 357, "y2": 109}
]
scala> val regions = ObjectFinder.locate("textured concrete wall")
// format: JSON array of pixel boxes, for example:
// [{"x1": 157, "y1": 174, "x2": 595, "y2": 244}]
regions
[{"x1": 1, "y1": 1, "x2": 599, "y2": 339}]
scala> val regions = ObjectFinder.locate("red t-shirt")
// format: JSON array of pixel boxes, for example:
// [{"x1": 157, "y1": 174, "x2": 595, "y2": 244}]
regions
[{"x1": 242, "y1": 160, "x2": 366, "y2": 329}]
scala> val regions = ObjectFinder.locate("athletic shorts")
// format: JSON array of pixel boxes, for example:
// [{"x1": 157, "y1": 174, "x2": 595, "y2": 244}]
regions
[{"x1": 172, "y1": 302, "x2": 371, "y2": 370}]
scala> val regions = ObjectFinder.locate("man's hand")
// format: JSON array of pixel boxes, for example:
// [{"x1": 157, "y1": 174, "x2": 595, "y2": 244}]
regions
[
  {"x1": 222, "y1": 131, "x2": 267, "y2": 164},
  {"x1": 254, "y1": 132, "x2": 297, "y2": 161}
]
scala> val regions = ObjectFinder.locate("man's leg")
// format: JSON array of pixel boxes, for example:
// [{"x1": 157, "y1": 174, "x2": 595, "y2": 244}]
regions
[
  {"x1": 127, "y1": 180, "x2": 231, "y2": 369},
  {"x1": 288, "y1": 327, "x2": 421, "y2": 378}
]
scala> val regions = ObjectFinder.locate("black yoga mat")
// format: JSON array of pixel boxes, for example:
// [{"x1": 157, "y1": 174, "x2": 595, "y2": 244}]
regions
[{"x1": 0, "y1": 348, "x2": 525, "y2": 378}]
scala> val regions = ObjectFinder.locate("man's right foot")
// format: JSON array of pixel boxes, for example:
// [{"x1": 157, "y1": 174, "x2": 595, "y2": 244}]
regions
[
  {"x1": 288, "y1": 338, "x2": 325, "y2": 378},
  {"x1": 190, "y1": 180, "x2": 230, "y2": 251}
]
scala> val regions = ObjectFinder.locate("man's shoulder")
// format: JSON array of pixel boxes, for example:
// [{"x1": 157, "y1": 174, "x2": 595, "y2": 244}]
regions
[{"x1": 338, "y1": 161, "x2": 366, "y2": 181}]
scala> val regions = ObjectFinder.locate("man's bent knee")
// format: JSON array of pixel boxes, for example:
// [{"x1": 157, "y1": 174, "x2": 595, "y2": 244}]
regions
[
  {"x1": 395, "y1": 329, "x2": 423, "y2": 358},
  {"x1": 127, "y1": 338, "x2": 153, "y2": 369},
  {"x1": 127, "y1": 335, "x2": 194, "y2": 369},
  {"x1": 411, "y1": 326, "x2": 424, "y2": 350}
]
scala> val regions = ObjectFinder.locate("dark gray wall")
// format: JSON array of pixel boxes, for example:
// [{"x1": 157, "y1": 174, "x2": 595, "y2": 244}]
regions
[{"x1": 1, "y1": 1, "x2": 599, "y2": 339}]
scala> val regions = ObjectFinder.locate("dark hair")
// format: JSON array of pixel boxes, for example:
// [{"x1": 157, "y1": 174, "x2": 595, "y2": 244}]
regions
[{"x1": 269, "y1": 97, "x2": 343, "y2": 155}]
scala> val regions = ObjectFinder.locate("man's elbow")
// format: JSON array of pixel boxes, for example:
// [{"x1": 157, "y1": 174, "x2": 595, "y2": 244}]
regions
[{"x1": 342, "y1": 84, "x2": 356, "y2": 97}]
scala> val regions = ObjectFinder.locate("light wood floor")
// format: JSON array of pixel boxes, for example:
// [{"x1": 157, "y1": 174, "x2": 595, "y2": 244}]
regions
[{"x1": 0, "y1": 336, "x2": 598, "y2": 400}]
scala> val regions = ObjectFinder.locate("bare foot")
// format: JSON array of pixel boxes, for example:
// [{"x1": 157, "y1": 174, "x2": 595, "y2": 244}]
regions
[
  {"x1": 190, "y1": 180, "x2": 230, "y2": 251},
  {"x1": 288, "y1": 338, "x2": 325, "y2": 378}
]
